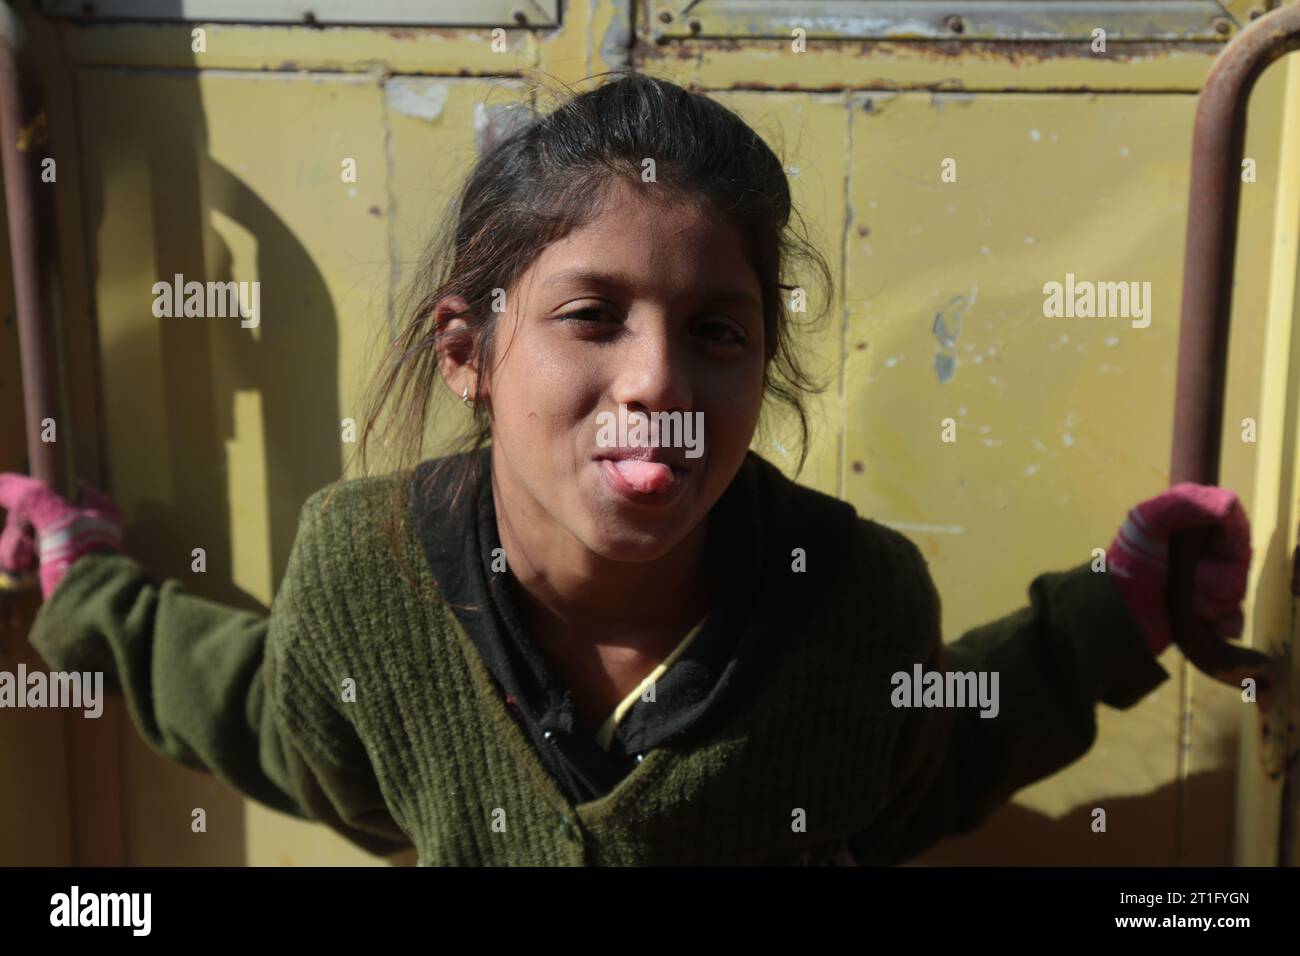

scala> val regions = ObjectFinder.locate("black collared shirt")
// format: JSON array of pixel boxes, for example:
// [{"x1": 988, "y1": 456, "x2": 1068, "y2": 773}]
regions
[{"x1": 411, "y1": 444, "x2": 760, "y2": 805}]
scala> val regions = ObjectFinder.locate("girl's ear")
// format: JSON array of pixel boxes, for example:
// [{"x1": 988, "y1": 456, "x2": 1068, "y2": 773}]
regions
[{"x1": 432, "y1": 295, "x2": 480, "y2": 400}]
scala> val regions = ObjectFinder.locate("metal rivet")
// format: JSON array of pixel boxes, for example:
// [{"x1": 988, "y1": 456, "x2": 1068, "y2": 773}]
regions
[
  {"x1": 688, "y1": 17, "x2": 702, "y2": 34},
  {"x1": 658, "y1": 10, "x2": 672, "y2": 24},
  {"x1": 944, "y1": 15, "x2": 965, "y2": 34},
  {"x1": 1213, "y1": 17, "x2": 1233, "y2": 35},
  {"x1": 512, "y1": 8, "x2": 528, "y2": 25}
]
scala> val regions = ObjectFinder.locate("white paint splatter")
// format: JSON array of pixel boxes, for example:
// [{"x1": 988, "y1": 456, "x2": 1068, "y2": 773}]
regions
[{"x1": 386, "y1": 79, "x2": 449, "y2": 121}]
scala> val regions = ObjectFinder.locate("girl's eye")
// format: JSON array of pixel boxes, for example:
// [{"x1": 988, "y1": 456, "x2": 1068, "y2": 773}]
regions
[
  {"x1": 697, "y1": 318, "x2": 747, "y2": 346},
  {"x1": 558, "y1": 308, "x2": 615, "y2": 324},
  {"x1": 556, "y1": 309, "x2": 746, "y2": 346}
]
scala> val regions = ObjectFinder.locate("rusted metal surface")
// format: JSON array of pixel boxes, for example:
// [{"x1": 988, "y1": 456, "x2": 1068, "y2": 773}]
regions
[
  {"x1": 646, "y1": 36, "x2": 1206, "y2": 63},
  {"x1": 1170, "y1": 4, "x2": 1300, "y2": 689},
  {"x1": 635, "y1": 35, "x2": 1224, "y2": 95},
  {"x1": 647, "y1": 0, "x2": 1262, "y2": 43}
]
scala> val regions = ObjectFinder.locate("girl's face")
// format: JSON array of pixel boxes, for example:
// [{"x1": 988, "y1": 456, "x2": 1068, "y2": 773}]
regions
[{"x1": 478, "y1": 178, "x2": 766, "y2": 563}]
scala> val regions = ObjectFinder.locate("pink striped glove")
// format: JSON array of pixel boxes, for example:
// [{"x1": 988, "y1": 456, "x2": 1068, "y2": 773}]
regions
[
  {"x1": 0, "y1": 474, "x2": 124, "y2": 600},
  {"x1": 1105, "y1": 483, "x2": 1266, "y2": 683}
]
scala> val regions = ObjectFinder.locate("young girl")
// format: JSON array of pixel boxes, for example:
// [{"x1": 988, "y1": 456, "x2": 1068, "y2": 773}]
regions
[{"x1": 1, "y1": 73, "x2": 1263, "y2": 866}]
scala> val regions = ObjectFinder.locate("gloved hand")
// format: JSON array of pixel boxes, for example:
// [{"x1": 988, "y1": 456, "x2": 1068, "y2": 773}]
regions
[
  {"x1": 1105, "y1": 482, "x2": 1270, "y2": 686},
  {"x1": 0, "y1": 474, "x2": 125, "y2": 600}
]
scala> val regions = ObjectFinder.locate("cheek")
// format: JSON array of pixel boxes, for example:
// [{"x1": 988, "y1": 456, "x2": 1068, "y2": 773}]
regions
[
  {"x1": 702, "y1": 362, "x2": 765, "y2": 432},
  {"x1": 494, "y1": 329, "x2": 601, "y2": 429}
]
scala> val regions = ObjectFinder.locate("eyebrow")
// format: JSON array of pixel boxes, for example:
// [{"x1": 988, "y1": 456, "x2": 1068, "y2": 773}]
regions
[{"x1": 541, "y1": 268, "x2": 762, "y2": 312}]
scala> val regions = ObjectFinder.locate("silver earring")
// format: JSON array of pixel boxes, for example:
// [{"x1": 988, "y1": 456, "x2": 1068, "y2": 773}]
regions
[{"x1": 461, "y1": 386, "x2": 471, "y2": 405}]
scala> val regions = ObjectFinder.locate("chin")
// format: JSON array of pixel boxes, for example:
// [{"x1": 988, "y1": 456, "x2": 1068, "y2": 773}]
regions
[{"x1": 581, "y1": 521, "x2": 691, "y2": 564}]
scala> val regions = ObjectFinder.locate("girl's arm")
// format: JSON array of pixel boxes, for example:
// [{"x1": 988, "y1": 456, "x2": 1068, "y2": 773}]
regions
[
  {"x1": 850, "y1": 534, "x2": 1170, "y2": 865},
  {"x1": 24, "y1": 495, "x2": 410, "y2": 859}
]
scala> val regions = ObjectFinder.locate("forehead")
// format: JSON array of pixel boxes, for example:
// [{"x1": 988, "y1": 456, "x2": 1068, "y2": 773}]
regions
[{"x1": 520, "y1": 179, "x2": 760, "y2": 297}]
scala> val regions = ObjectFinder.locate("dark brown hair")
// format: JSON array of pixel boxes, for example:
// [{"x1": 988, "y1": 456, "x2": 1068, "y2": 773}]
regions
[{"x1": 342, "y1": 71, "x2": 834, "y2": 584}]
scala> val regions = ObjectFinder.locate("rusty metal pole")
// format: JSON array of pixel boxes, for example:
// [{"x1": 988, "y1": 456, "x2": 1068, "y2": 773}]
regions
[
  {"x1": 0, "y1": 2, "x2": 64, "y2": 497},
  {"x1": 1168, "y1": 4, "x2": 1300, "y2": 689},
  {"x1": 0, "y1": 2, "x2": 124, "y2": 868}
]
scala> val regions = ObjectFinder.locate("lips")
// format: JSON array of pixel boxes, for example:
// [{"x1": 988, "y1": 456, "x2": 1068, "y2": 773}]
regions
[
  {"x1": 594, "y1": 448, "x2": 690, "y2": 502},
  {"x1": 595, "y1": 446, "x2": 688, "y2": 469},
  {"x1": 606, "y1": 458, "x2": 676, "y2": 494}
]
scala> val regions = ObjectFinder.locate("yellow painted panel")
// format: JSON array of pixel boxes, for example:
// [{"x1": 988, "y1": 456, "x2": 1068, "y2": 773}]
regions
[
  {"x1": 1235, "y1": 52, "x2": 1300, "y2": 866},
  {"x1": 383, "y1": 78, "x2": 532, "y2": 466},
  {"x1": 710, "y1": 91, "x2": 849, "y2": 495},
  {"x1": 75, "y1": 67, "x2": 398, "y2": 865},
  {"x1": 841, "y1": 82, "x2": 1283, "y2": 862},
  {"x1": 60, "y1": 22, "x2": 542, "y2": 75}
]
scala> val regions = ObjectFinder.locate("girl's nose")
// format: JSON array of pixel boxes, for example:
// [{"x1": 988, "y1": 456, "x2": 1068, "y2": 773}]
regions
[{"x1": 608, "y1": 321, "x2": 693, "y2": 414}]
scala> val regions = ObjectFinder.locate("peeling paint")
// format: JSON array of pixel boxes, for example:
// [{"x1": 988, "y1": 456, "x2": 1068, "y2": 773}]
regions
[
  {"x1": 598, "y1": 0, "x2": 632, "y2": 70},
  {"x1": 932, "y1": 287, "x2": 977, "y2": 383},
  {"x1": 931, "y1": 91, "x2": 976, "y2": 109},
  {"x1": 645, "y1": 36, "x2": 1196, "y2": 73},
  {"x1": 386, "y1": 79, "x2": 448, "y2": 121}
]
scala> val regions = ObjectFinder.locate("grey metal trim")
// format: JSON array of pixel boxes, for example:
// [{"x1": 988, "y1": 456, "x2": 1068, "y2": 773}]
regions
[
  {"x1": 37, "y1": 0, "x2": 561, "y2": 28},
  {"x1": 651, "y1": 1, "x2": 1250, "y2": 42}
]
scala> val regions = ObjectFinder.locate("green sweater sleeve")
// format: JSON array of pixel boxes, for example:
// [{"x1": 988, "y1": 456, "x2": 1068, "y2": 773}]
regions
[
  {"x1": 26, "y1": 491, "x2": 411, "y2": 859},
  {"x1": 851, "y1": 532, "x2": 1170, "y2": 865}
]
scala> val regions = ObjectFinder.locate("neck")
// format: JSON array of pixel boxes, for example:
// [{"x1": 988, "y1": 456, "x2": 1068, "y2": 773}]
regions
[{"x1": 490, "y1": 457, "x2": 714, "y2": 643}]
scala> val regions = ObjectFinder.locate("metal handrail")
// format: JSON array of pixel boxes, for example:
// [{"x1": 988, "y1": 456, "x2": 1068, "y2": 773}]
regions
[{"x1": 1169, "y1": 4, "x2": 1300, "y2": 687}]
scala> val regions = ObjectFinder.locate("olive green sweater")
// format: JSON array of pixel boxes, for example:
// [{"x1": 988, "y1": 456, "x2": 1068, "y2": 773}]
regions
[{"x1": 27, "y1": 453, "x2": 1169, "y2": 865}]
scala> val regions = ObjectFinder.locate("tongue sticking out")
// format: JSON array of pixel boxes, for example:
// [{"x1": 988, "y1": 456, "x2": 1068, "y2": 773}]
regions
[{"x1": 610, "y1": 459, "x2": 675, "y2": 494}]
